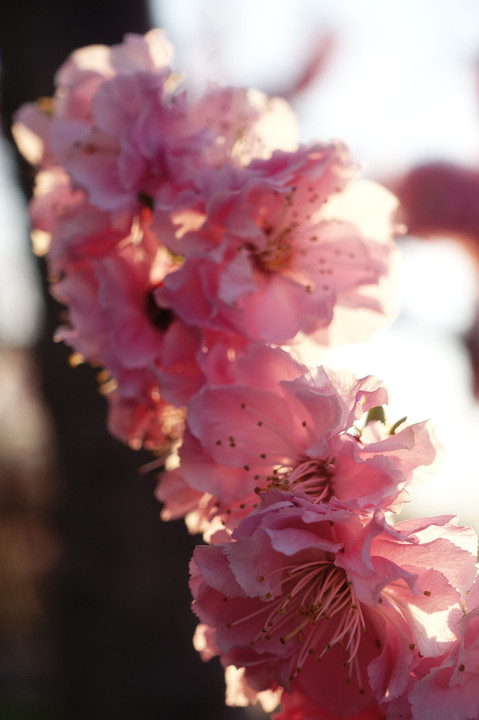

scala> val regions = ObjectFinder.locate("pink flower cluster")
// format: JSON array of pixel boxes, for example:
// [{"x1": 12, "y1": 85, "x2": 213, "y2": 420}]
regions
[
  {"x1": 14, "y1": 29, "x2": 479, "y2": 720},
  {"x1": 13, "y1": 29, "x2": 398, "y2": 453},
  {"x1": 186, "y1": 347, "x2": 478, "y2": 718}
]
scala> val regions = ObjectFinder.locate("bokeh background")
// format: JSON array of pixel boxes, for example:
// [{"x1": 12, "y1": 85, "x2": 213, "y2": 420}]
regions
[{"x1": 1, "y1": 1, "x2": 479, "y2": 718}]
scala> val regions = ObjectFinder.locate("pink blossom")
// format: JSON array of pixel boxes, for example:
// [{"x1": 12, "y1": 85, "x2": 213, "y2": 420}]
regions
[
  {"x1": 190, "y1": 491, "x2": 477, "y2": 716},
  {"x1": 408, "y1": 574, "x2": 479, "y2": 720},
  {"x1": 14, "y1": 30, "x2": 399, "y2": 374},
  {"x1": 222, "y1": 664, "x2": 283, "y2": 712},
  {"x1": 106, "y1": 388, "x2": 185, "y2": 454},
  {"x1": 272, "y1": 688, "x2": 384, "y2": 719},
  {"x1": 12, "y1": 30, "x2": 173, "y2": 167},
  {"x1": 56, "y1": 222, "x2": 203, "y2": 400},
  {"x1": 13, "y1": 30, "x2": 194, "y2": 219},
  {"x1": 55, "y1": 29, "x2": 174, "y2": 86},
  {"x1": 28, "y1": 168, "x2": 129, "y2": 271},
  {"x1": 149, "y1": 85, "x2": 301, "y2": 243},
  {"x1": 155, "y1": 467, "x2": 210, "y2": 526},
  {"x1": 164, "y1": 351, "x2": 440, "y2": 531},
  {"x1": 48, "y1": 215, "x2": 204, "y2": 451},
  {"x1": 47, "y1": 75, "x2": 189, "y2": 216},
  {"x1": 182, "y1": 85, "x2": 299, "y2": 171},
  {"x1": 14, "y1": 31, "x2": 299, "y2": 227},
  {"x1": 12, "y1": 100, "x2": 55, "y2": 166},
  {"x1": 154, "y1": 144, "x2": 398, "y2": 344}
]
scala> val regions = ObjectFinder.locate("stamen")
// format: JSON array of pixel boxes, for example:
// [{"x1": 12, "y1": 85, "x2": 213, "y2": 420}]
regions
[
  {"x1": 286, "y1": 458, "x2": 336, "y2": 502},
  {"x1": 225, "y1": 556, "x2": 367, "y2": 685}
]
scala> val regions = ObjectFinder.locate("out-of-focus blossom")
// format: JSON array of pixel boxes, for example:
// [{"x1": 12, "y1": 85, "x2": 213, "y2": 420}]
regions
[
  {"x1": 50, "y1": 216, "x2": 201, "y2": 450},
  {"x1": 271, "y1": 32, "x2": 336, "y2": 103},
  {"x1": 13, "y1": 31, "x2": 400, "y2": 449},
  {"x1": 389, "y1": 161, "x2": 479, "y2": 400},
  {"x1": 392, "y1": 162, "x2": 479, "y2": 253},
  {"x1": 12, "y1": 30, "x2": 299, "y2": 223}
]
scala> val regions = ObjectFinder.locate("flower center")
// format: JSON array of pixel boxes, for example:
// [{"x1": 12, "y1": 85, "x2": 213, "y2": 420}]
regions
[
  {"x1": 228, "y1": 558, "x2": 366, "y2": 685},
  {"x1": 218, "y1": 459, "x2": 336, "y2": 528},
  {"x1": 256, "y1": 458, "x2": 336, "y2": 502},
  {"x1": 252, "y1": 226, "x2": 294, "y2": 272},
  {"x1": 248, "y1": 187, "x2": 299, "y2": 273},
  {"x1": 286, "y1": 458, "x2": 336, "y2": 502}
]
